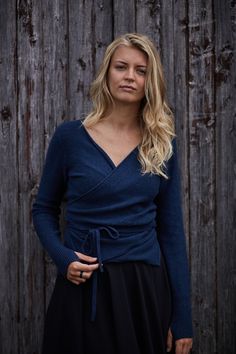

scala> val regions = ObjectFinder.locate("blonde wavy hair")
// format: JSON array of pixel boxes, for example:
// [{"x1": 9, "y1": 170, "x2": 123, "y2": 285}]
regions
[{"x1": 83, "y1": 33, "x2": 176, "y2": 178}]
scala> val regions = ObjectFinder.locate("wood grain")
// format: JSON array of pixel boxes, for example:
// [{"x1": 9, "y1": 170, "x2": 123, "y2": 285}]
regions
[
  {"x1": 0, "y1": 1, "x2": 18, "y2": 353},
  {"x1": 0, "y1": 1, "x2": 235, "y2": 353},
  {"x1": 188, "y1": 1, "x2": 217, "y2": 353},
  {"x1": 113, "y1": 0, "x2": 136, "y2": 36},
  {"x1": 42, "y1": 0, "x2": 69, "y2": 312},
  {"x1": 68, "y1": 0, "x2": 95, "y2": 119},
  {"x1": 17, "y1": 0, "x2": 45, "y2": 352},
  {"x1": 215, "y1": 1, "x2": 236, "y2": 353}
]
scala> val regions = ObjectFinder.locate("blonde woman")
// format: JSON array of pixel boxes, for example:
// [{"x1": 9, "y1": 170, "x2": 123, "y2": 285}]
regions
[{"x1": 32, "y1": 33, "x2": 193, "y2": 354}]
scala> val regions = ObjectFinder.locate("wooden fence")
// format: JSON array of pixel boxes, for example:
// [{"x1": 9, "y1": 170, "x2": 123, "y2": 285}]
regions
[{"x1": 0, "y1": 0, "x2": 235, "y2": 353}]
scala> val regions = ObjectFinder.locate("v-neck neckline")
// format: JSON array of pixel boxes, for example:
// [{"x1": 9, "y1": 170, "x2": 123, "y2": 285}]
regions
[{"x1": 81, "y1": 123, "x2": 140, "y2": 169}]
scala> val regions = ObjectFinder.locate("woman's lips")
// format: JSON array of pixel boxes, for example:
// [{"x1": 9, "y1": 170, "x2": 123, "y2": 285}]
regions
[{"x1": 119, "y1": 85, "x2": 136, "y2": 92}]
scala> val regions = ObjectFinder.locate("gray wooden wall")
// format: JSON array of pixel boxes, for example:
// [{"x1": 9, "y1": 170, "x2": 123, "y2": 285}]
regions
[{"x1": 0, "y1": 1, "x2": 235, "y2": 353}]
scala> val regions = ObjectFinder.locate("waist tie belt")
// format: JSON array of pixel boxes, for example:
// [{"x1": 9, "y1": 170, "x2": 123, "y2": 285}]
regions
[{"x1": 80, "y1": 226, "x2": 120, "y2": 321}]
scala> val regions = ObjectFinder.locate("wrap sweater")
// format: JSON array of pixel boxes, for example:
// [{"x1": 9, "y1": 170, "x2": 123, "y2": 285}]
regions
[{"x1": 32, "y1": 119, "x2": 193, "y2": 340}]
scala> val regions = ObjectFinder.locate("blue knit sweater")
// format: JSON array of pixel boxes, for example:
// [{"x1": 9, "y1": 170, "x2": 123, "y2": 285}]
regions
[{"x1": 32, "y1": 119, "x2": 193, "y2": 340}]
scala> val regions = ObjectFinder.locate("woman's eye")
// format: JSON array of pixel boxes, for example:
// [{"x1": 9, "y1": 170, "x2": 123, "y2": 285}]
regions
[
  {"x1": 114, "y1": 66, "x2": 146, "y2": 75},
  {"x1": 137, "y1": 69, "x2": 146, "y2": 75},
  {"x1": 115, "y1": 66, "x2": 125, "y2": 70}
]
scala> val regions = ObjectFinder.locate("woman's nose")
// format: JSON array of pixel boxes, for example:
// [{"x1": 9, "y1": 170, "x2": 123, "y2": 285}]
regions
[{"x1": 124, "y1": 68, "x2": 135, "y2": 80}]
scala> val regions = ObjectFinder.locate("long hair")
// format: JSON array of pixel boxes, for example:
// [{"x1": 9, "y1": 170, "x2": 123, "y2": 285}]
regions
[{"x1": 83, "y1": 33, "x2": 176, "y2": 178}]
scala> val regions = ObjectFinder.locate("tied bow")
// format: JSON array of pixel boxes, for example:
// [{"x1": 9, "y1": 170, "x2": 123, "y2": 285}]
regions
[{"x1": 80, "y1": 226, "x2": 120, "y2": 321}]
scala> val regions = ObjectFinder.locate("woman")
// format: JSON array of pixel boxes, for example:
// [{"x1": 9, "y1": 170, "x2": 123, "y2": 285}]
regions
[{"x1": 32, "y1": 33, "x2": 193, "y2": 354}]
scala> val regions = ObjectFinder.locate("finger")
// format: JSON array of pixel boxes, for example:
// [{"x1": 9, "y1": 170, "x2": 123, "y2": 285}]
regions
[
  {"x1": 166, "y1": 329, "x2": 173, "y2": 352},
  {"x1": 75, "y1": 252, "x2": 98, "y2": 263},
  {"x1": 69, "y1": 278, "x2": 84, "y2": 286},
  {"x1": 67, "y1": 271, "x2": 86, "y2": 281},
  {"x1": 183, "y1": 344, "x2": 191, "y2": 354},
  {"x1": 78, "y1": 270, "x2": 93, "y2": 279},
  {"x1": 68, "y1": 274, "x2": 86, "y2": 283},
  {"x1": 184, "y1": 342, "x2": 193, "y2": 354},
  {"x1": 71, "y1": 270, "x2": 93, "y2": 280},
  {"x1": 175, "y1": 341, "x2": 183, "y2": 354},
  {"x1": 67, "y1": 275, "x2": 85, "y2": 285},
  {"x1": 78, "y1": 262, "x2": 99, "y2": 272},
  {"x1": 69, "y1": 266, "x2": 96, "y2": 281},
  {"x1": 69, "y1": 261, "x2": 99, "y2": 273},
  {"x1": 182, "y1": 344, "x2": 188, "y2": 354},
  {"x1": 175, "y1": 339, "x2": 192, "y2": 354},
  {"x1": 67, "y1": 268, "x2": 87, "y2": 282}
]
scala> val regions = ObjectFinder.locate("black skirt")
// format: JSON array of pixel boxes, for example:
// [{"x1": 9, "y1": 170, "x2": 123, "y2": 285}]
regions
[{"x1": 42, "y1": 255, "x2": 174, "y2": 354}]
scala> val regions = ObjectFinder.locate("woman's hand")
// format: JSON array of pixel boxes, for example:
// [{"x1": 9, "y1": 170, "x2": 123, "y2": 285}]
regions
[
  {"x1": 166, "y1": 328, "x2": 173, "y2": 352},
  {"x1": 66, "y1": 252, "x2": 99, "y2": 285},
  {"x1": 167, "y1": 328, "x2": 193, "y2": 353}
]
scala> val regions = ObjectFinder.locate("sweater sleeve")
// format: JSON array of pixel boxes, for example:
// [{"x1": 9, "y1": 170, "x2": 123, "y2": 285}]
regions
[
  {"x1": 155, "y1": 137, "x2": 193, "y2": 340},
  {"x1": 32, "y1": 123, "x2": 79, "y2": 276}
]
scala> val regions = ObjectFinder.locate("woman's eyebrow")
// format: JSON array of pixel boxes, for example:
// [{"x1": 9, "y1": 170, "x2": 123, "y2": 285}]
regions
[{"x1": 114, "y1": 60, "x2": 147, "y2": 67}]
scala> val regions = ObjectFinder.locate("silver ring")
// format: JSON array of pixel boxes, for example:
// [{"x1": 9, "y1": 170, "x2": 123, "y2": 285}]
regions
[{"x1": 80, "y1": 270, "x2": 84, "y2": 279}]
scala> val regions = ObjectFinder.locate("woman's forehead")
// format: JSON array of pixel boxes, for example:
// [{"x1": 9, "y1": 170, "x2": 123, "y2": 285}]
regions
[{"x1": 111, "y1": 45, "x2": 148, "y2": 65}]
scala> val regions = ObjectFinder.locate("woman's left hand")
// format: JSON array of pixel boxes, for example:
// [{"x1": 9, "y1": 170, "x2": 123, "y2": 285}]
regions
[{"x1": 166, "y1": 328, "x2": 193, "y2": 353}]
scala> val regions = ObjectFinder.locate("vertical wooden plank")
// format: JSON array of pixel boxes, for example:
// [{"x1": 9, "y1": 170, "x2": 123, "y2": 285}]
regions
[
  {"x1": 161, "y1": 0, "x2": 174, "y2": 94},
  {"x1": 215, "y1": 1, "x2": 236, "y2": 353},
  {"x1": 68, "y1": 0, "x2": 114, "y2": 118},
  {"x1": 0, "y1": 1, "x2": 235, "y2": 353},
  {"x1": 93, "y1": 0, "x2": 113, "y2": 73},
  {"x1": 17, "y1": 0, "x2": 45, "y2": 352},
  {"x1": 162, "y1": 0, "x2": 192, "y2": 256},
  {"x1": 68, "y1": 0, "x2": 95, "y2": 120},
  {"x1": 113, "y1": 0, "x2": 136, "y2": 37},
  {"x1": 42, "y1": 0, "x2": 69, "y2": 310},
  {"x1": 171, "y1": 0, "x2": 191, "y2": 256},
  {"x1": 136, "y1": 0, "x2": 161, "y2": 48},
  {"x1": 188, "y1": 1, "x2": 216, "y2": 353},
  {"x1": 0, "y1": 1, "x2": 18, "y2": 353}
]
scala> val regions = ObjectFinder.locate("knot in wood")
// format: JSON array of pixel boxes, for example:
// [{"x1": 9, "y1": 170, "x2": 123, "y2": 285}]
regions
[{"x1": 1, "y1": 106, "x2": 12, "y2": 121}]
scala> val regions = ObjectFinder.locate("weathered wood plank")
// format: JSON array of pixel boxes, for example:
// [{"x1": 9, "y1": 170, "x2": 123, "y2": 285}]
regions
[
  {"x1": 68, "y1": 0, "x2": 95, "y2": 119},
  {"x1": 171, "y1": 0, "x2": 191, "y2": 257},
  {"x1": 136, "y1": 0, "x2": 161, "y2": 49},
  {"x1": 161, "y1": 0, "x2": 175, "y2": 76},
  {"x1": 93, "y1": 0, "x2": 113, "y2": 73},
  {"x1": 113, "y1": 0, "x2": 136, "y2": 36},
  {"x1": 68, "y1": 0, "x2": 114, "y2": 119},
  {"x1": 161, "y1": 0, "x2": 190, "y2": 256},
  {"x1": 0, "y1": 1, "x2": 235, "y2": 353},
  {"x1": 0, "y1": 1, "x2": 18, "y2": 353},
  {"x1": 188, "y1": 1, "x2": 216, "y2": 353},
  {"x1": 215, "y1": 1, "x2": 236, "y2": 353},
  {"x1": 42, "y1": 0, "x2": 69, "y2": 311},
  {"x1": 17, "y1": 0, "x2": 45, "y2": 352}
]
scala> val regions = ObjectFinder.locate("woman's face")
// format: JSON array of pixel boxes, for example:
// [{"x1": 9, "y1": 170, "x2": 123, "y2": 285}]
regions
[{"x1": 107, "y1": 45, "x2": 148, "y2": 106}]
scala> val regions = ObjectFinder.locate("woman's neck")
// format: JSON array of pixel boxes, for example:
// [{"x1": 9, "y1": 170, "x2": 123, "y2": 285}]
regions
[{"x1": 103, "y1": 102, "x2": 141, "y2": 131}]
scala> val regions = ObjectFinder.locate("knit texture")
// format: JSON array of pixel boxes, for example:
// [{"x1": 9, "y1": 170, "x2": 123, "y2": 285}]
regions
[{"x1": 32, "y1": 119, "x2": 193, "y2": 340}]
